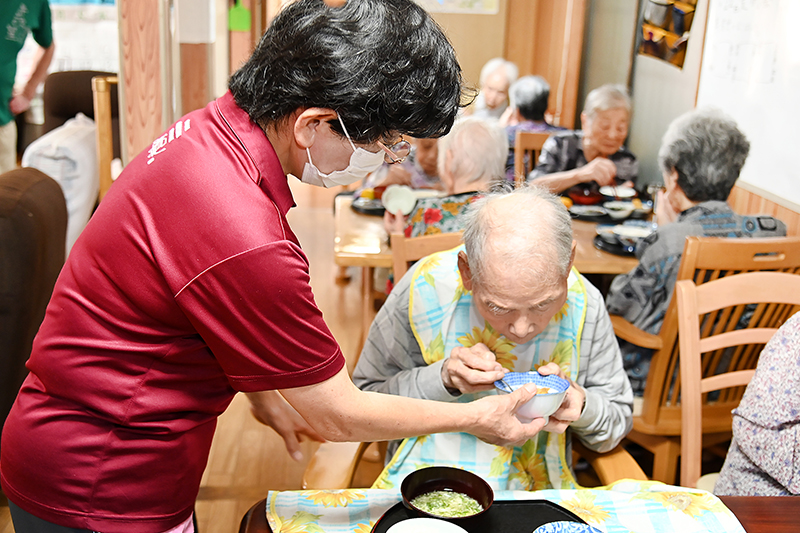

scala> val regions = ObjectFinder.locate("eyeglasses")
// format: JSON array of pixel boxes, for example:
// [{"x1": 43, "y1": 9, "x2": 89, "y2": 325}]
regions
[{"x1": 376, "y1": 138, "x2": 412, "y2": 165}]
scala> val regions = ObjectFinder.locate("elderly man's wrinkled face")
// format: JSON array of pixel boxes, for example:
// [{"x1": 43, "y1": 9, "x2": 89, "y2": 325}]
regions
[
  {"x1": 482, "y1": 70, "x2": 511, "y2": 110},
  {"x1": 582, "y1": 107, "x2": 630, "y2": 158},
  {"x1": 459, "y1": 253, "x2": 569, "y2": 345}
]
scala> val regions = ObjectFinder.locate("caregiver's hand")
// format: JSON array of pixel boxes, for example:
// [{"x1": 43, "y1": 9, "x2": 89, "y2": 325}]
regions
[
  {"x1": 470, "y1": 383, "x2": 547, "y2": 446},
  {"x1": 246, "y1": 390, "x2": 326, "y2": 461}
]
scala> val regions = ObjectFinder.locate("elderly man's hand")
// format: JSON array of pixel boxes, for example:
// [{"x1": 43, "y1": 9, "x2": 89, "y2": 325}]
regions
[
  {"x1": 442, "y1": 343, "x2": 508, "y2": 394},
  {"x1": 470, "y1": 383, "x2": 547, "y2": 446},
  {"x1": 536, "y1": 362, "x2": 586, "y2": 434},
  {"x1": 578, "y1": 157, "x2": 617, "y2": 187}
]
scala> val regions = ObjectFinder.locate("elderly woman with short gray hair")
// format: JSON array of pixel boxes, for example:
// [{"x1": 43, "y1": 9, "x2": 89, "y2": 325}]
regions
[
  {"x1": 384, "y1": 116, "x2": 508, "y2": 238},
  {"x1": 529, "y1": 83, "x2": 638, "y2": 195},
  {"x1": 606, "y1": 107, "x2": 786, "y2": 395}
]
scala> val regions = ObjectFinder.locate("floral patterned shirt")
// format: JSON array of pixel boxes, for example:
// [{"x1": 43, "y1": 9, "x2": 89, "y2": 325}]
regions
[{"x1": 403, "y1": 191, "x2": 482, "y2": 238}]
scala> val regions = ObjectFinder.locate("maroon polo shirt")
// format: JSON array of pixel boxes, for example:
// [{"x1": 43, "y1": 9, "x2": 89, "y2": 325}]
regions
[{"x1": 0, "y1": 92, "x2": 344, "y2": 532}]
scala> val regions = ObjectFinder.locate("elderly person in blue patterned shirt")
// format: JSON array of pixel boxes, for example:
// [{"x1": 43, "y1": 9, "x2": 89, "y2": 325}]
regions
[{"x1": 605, "y1": 108, "x2": 786, "y2": 395}]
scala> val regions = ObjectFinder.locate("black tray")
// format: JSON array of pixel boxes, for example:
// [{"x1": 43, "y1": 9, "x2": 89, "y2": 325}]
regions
[
  {"x1": 593, "y1": 234, "x2": 635, "y2": 257},
  {"x1": 351, "y1": 196, "x2": 386, "y2": 217},
  {"x1": 570, "y1": 211, "x2": 651, "y2": 224},
  {"x1": 371, "y1": 499, "x2": 586, "y2": 532}
]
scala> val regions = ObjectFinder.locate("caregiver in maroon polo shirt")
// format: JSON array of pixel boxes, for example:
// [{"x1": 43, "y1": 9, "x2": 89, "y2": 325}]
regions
[{"x1": 0, "y1": 1, "x2": 545, "y2": 532}]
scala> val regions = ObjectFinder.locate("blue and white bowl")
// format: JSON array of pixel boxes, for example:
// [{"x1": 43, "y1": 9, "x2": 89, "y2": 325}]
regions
[
  {"x1": 494, "y1": 372, "x2": 569, "y2": 422},
  {"x1": 533, "y1": 521, "x2": 603, "y2": 533}
]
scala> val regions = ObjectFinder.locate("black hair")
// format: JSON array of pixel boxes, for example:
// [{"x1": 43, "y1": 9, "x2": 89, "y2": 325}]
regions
[
  {"x1": 229, "y1": 0, "x2": 466, "y2": 143},
  {"x1": 510, "y1": 75, "x2": 550, "y2": 122}
]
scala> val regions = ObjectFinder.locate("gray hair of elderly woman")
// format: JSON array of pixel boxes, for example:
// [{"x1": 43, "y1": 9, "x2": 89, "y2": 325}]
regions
[
  {"x1": 461, "y1": 184, "x2": 573, "y2": 287},
  {"x1": 583, "y1": 84, "x2": 631, "y2": 119},
  {"x1": 479, "y1": 57, "x2": 519, "y2": 87},
  {"x1": 509, "y1": 75, "x2": 550, "y2": 122},
  {"x1": 437, "y1": 117, "x2": 509, "y2": 184},
  {"x1": 658, "y1": 108, "x2": 750, "y2": 202}
]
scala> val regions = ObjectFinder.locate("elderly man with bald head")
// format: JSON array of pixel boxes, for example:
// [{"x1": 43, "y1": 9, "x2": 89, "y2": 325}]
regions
[{"x1": 354, "y1": 185, "x2": 633, "y2": 490}]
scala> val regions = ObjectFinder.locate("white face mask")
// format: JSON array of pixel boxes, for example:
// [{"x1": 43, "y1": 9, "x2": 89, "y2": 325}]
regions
[{"x1": 300, "y1": 115, "x2": 386, "y2": 188}]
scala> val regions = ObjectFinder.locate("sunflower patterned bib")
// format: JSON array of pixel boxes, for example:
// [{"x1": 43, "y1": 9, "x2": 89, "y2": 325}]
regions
[{"x1": 372, "y1": 245, "x2": 588, "y2": 491}]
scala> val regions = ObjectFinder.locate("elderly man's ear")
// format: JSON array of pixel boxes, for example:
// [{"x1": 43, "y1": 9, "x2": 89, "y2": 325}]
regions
[
  {"x1": 457, "y1": 251, "x2": 474, "y2": 292},
  {"x1": 569, "y1": 240, "x2": 577, "y2": 272}
]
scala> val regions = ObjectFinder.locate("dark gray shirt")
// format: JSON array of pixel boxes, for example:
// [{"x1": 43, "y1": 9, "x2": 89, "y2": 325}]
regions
[{"x1": 529, "y1": 130, "x2": 638, "y2": 187}]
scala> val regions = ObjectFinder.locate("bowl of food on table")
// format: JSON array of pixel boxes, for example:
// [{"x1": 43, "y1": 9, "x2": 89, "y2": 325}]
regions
[
  {"x1": 401, "y1": 466, "x2": 493, "y2": 524},
  {"x1": 603, "y1": 200, "x2": 635, "y2": 220}
]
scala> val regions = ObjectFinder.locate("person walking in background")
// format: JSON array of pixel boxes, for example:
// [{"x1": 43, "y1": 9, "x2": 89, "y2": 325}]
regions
[{"x1": 1, "y1": 0, "x2": 54, "y2": 173}]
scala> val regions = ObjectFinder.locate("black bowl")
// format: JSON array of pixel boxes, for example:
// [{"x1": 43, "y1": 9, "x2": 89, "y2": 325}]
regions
[{"x1": 400, "y1": 466, "x2": 493, "y2": 523}]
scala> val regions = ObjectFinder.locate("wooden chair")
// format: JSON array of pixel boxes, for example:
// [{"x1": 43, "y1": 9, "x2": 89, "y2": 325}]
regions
[
  {"x1": 513, "y1": 131, "x2": 550, "y2": 187},
  {"x1": 389, "y1": 231, "x2": 465, "y2": 280},
  {"x1": 612, "y1": 235, "x2": 800, "y2": 484},
  {"x1": 91, "y1": 74, "x2": 120, "y2": 201},
  {"x1": 675, "y1": 272, "x2": 800, "y2": 488}
]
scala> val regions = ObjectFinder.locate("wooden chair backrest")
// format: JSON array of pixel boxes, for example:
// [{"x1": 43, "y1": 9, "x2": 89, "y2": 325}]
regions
[
  {"x1": 513, "y1": 131, "x2": 550, "y2": 187},
  {"x1": 92, "y1": 75, "x2": 119, "y2": 202},
  {"x1": 675, "y1": 271, "x2": 800, "y2": 487},
  {"x1": 640, "y1": 235, "x2": 800, "y2": 433},
  {"x1": 390, "y1": 231, "x2": 464, "y2": 281}
]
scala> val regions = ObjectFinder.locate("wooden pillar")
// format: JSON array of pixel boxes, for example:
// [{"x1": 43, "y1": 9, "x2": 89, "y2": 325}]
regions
[
  {"x1": 504, "y1": 0, "x2": 586, "y2": 128},
  {"x1": 118, "y1": 0, "x2": 165, "y2": 164},
  {"x1": 177, "y1": 0, "x2": 214, "y2": 114}
]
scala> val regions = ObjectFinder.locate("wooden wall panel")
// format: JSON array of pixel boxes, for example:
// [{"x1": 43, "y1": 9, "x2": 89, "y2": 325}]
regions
[
  {"x1": 504, "y1": 0, "x2": 538, "y2": 81},
  {"x1": 119, "y1": 0, "x2": 164, "y2": 163},
  {"x1": 504, "y1": 0, "x2": 585, "y2": 128},
  {"x1": 180, "y1": 43, "x2": 211, "y2": 114},
  {"x1": 729, "y1": 185, "x2": 800, "y2": 237}
]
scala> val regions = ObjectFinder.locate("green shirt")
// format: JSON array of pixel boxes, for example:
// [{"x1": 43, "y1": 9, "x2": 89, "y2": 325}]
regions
[{"x1": 1, "y1": 0, "x2": 53, "y2": 126}]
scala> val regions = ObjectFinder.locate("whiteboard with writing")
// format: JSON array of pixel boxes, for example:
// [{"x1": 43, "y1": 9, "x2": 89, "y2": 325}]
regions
[{"x1": 696, "y1": 0, "x2": 800, "y2": 208}]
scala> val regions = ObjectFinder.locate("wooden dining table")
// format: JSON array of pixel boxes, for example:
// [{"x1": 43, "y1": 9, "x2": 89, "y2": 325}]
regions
[
  {"x1": 238, "y1": 494, "x2": 800, "y2": 533},
  {"x1": 333, "y1": 195, "x2": 640, "y2": 351}
]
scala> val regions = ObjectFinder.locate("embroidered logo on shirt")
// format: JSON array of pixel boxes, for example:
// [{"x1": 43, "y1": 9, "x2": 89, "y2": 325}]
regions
[{"x1": 147, "y1": 119, "x2": 191, "y2": 165}]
